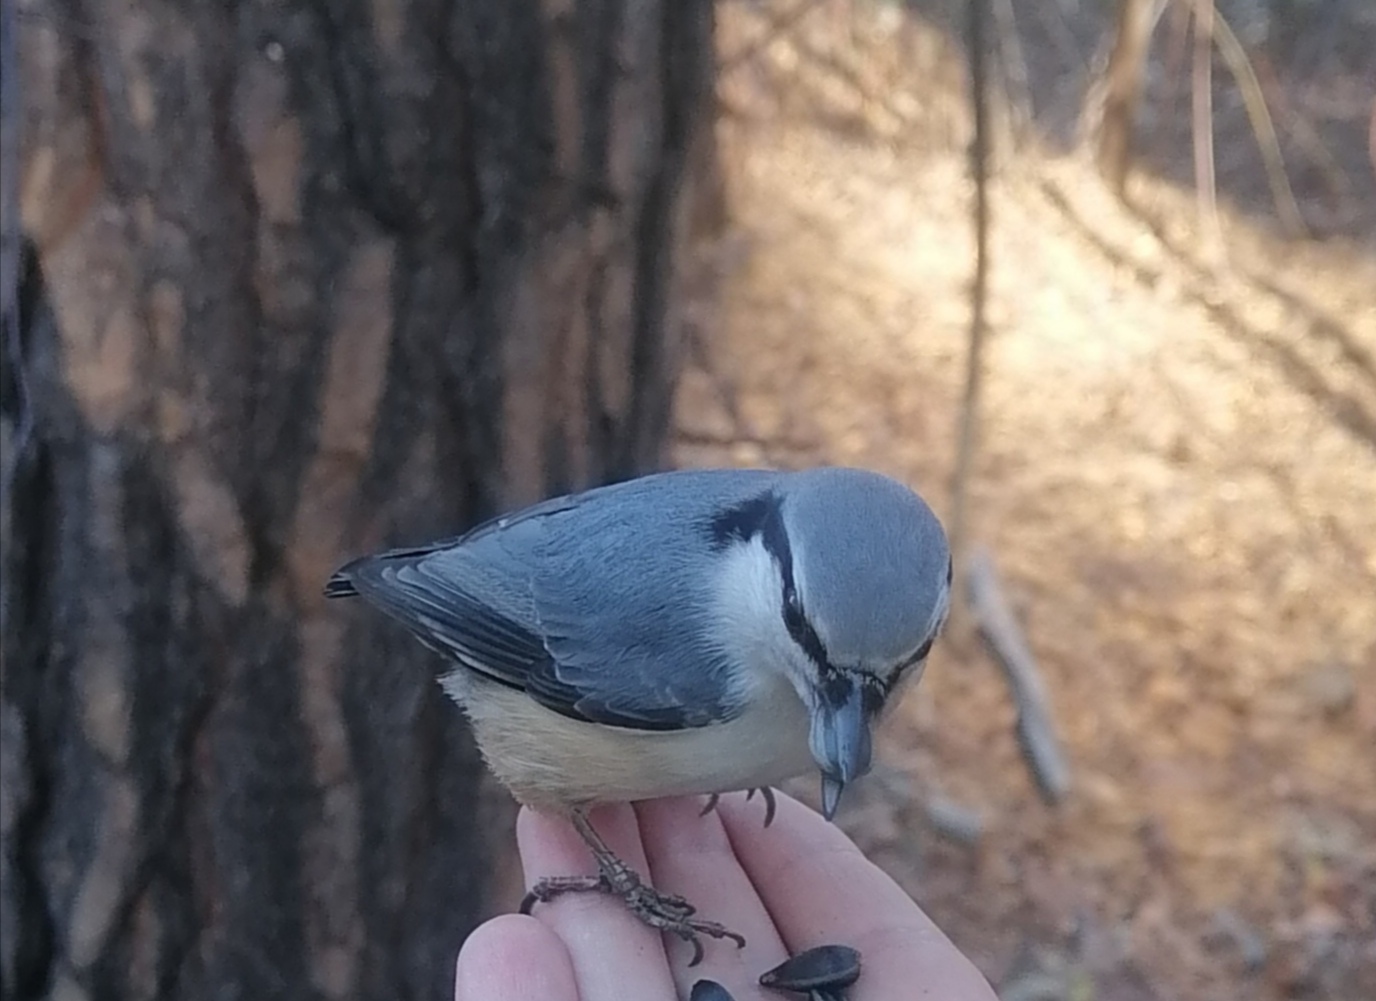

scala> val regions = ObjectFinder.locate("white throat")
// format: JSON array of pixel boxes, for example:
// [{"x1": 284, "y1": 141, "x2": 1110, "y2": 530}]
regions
[{"x1": 710, "y1": 535, "x2": 818, "y2": 712}]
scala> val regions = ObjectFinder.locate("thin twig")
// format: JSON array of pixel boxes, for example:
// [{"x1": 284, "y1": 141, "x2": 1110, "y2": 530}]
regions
[
  {"x1": 948, "y1": 0, "x2": 991, "y2": 571},
  {"x1": 990, "y1": 0, "x2": 1032, "y2": 144},
  {"x1": 1207, "y1": 8, "x2": 1306, "y2": 236},
  {"x1": 1095, "y1": 0, "x2": 1164, "y2": 194},
  {"x1": 1190, "y1": 0, "x2": 1221, "y2": 248},
  {"x1": 1253, "y1": 57, "x2": 1353, "y2": 206},
  {"x1": 1159, "y1": 0, "x2": 1192, "y2": 126},
  {"x1": 966, "y1": 548, "x2": 1072, "y2": 804}
]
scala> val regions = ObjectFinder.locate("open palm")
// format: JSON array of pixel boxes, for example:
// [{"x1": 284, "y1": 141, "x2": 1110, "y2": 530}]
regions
[{"x1": 455, "y1": 791, "x2": 996, "y2": 1001}]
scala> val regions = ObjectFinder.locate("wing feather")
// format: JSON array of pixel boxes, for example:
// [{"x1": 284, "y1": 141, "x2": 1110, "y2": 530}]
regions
[{"x1": 327, "y1": 470, "x2": 782, "y2": 732}]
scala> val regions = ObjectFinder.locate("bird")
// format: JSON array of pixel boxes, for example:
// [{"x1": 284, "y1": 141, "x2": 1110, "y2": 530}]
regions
[{"x1": 325, "y1": 466, "x2": 951, "y2": 961}]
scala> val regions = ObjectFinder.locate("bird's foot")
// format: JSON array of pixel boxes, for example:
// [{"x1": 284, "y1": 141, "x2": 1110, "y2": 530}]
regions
[
  {"x1": 700, "y1": 786, "x2": 777, "y2": 827},
  {"x1": 519, "y1": 810, "x2": 747, "y2": 966},
  {"x1": 607, "y1": 859, "x2": 746, "y2": 966}
]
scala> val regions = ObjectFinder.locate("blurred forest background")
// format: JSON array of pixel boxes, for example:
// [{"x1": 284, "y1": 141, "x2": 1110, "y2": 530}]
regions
[
  {"x1": 2, "y1": 1, "x2": 1374, "y2": 1001},
  {"x1": 692, "y1": 3, "x2": 1375, "y2": 1000}
]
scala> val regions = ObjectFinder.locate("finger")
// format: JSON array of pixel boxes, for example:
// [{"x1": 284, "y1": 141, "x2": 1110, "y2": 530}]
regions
[
  {"x1": 518, "y1": 804, "x2": 678, "y2": 1000},
  {"x1": 454, "y1": 914, "x2": 578, "y2": 1001},
  {"x1": 719, "y1": 791, "x2": 996, "y2": 1001},
  {"x1": 636, "y1": 796, "x2": 789, "y2": 998}
]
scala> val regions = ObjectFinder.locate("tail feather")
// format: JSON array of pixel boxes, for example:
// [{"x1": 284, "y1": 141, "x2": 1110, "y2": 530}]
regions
[{"x1": 324, "y1": 571, "x2": 359, "y2": 598}]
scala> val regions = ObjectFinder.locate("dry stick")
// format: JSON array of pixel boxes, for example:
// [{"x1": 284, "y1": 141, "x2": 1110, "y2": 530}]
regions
[
  {"x1": 1190, "y1": 0, "x2": 1222, "y2": 250},
  {"x1": 990, "y1": 0, "x2": 1032, "y2": 145},
  {"x1": 948, "y1": 0, "x2": 991, "y2": 583},
  {"x1": 1207, "y1": 9, "x2": 1306, "y2": 237},
  {"x1": 1159, "y1": 0, "x2": 1192, "y2": 128},
  {"x1": 1255, "y1": 57, "x2": 1354, "y2": 206},
  {"x1": 966, "y1": 548, "x2": 1072, "y2": 804},
  {"x1": 1095, "y1": 0, "x2": 1161, "y2": 194},
  {"x1": 1132, "y1": 0, "x2": 1306, "y2": 235}
]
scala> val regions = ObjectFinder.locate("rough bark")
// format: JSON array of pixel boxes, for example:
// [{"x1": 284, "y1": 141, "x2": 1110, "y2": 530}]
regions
[{"x1": 0, "y1": 2, "x2": 718, "y2": 999}]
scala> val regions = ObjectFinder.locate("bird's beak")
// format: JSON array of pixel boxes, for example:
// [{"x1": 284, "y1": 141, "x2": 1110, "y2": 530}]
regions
[{"x1": 808, "y1": 677, "x2": 874, "y2": 821}]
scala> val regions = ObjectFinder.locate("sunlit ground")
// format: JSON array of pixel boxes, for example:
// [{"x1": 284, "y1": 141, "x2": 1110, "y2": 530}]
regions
[{"x1": 674, "y1": 4, "x2": 1376, "y2": 998}]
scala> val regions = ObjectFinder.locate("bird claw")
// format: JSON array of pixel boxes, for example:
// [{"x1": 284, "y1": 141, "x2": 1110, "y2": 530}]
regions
[
  {"x1": 519, "y1": 874, "x2": 609, "y2": 914},
  {"x1": 522, "y1": 812, "x2": 747, "y2": 966},
  {"x1": 660, "y1": 912, "x2": 746, "y2": 967},
  {"x1": 701, "y1": 786, "x2": 777, "y2": 827},
  {"x1": 754, "y1": 786, "x2": 779, "y2": 827},
  {"x1": 603, "y1": 856, "x2": 744, "y2": 965}
]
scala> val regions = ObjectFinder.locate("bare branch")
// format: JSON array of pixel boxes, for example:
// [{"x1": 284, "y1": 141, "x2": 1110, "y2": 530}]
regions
[
  {"x1": 1208, "y1": 10, "x2": 1306, "y2": 236},
  {"x1": 966, "y1": 548, "x2": 1072, "y2": 805},
  {"x1": 1191, "y1": 0, "x2": 1222, "y2": 247},
  {"x1": 1096, "y1": 0, "x2": 1159, "y2": 194},
  {"x1": 949, "y1": 0, "x2": 992, "y2": 571}
]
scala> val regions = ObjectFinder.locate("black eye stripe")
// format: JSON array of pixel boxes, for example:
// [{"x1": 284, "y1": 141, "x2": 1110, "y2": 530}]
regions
[
  {"x1": 819, "y1": 668, "x2": 853, "y2": 708},
  {"x1": 720, "y1": 490, "x2": 938, "y2": 687},
  {"x1": 707, "y1": 495, "x2": 772, "y2": 550},
  {"x1": 744, "y1": 492, "x2": 832, "y2": 672},
  {"x1": 860, "y1": 678, "x2": 888, "y2": 716},
  {"x1": 782, "y1": 585, "x2": 830, "y2": 671},
  {"x1": 857, "y1": 636, "x2": 934, "y2": 705}
]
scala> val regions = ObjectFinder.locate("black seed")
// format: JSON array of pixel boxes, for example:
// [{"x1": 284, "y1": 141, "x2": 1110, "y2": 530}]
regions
[
  {"x1": 690, "y1": 978, "x2": 737, "y2": 1001},
  {"x1": 759, "y1": 944, "x2": 862, "y2": 991}
]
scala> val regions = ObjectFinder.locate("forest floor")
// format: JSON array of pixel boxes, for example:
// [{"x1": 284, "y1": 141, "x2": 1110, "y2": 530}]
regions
[{"x1": 673, "y1": 4, "x2": 1376, "y2": 999}]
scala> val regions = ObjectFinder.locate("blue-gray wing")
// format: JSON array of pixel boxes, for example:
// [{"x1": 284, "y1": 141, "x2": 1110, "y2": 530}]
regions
[
  {"x1": 329, "y1": 543, "x2": 549, "y2": 695},
  {"x1": 526, "y1": 470, "x2": 783, "y2": 728},
  {"x1": 327, "y1": 470, "x2": 782, "y2": 731}
]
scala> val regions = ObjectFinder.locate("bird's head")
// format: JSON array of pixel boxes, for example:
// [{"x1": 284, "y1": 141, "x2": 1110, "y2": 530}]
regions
[{"x1": 714, "y1": 468, "x2": 951, "y2": 818}]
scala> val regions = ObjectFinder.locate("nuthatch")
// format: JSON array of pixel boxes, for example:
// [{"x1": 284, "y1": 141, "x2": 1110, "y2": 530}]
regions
[{"x1": 327, "y1": 467, "x2": 951, "y2": 958}]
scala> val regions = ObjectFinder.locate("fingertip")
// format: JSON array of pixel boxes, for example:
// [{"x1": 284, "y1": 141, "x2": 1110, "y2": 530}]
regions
[{"x1": 454, "y1": 914, "x2": 577, "y2": 1001}]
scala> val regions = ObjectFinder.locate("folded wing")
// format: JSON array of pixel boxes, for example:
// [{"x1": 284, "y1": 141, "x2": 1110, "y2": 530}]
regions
[{"x1": 326, "y1": 470, "x2": 779, "y2": 732}]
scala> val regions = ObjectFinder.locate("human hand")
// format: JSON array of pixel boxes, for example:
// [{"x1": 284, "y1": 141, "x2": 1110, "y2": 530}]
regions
[{"x1": 454, "y1": 790, "x2": 996, "y2": 1000}]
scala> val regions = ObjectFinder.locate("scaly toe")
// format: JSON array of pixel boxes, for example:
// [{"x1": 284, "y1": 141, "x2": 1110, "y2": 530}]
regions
[
  {"x1": 622, "y1": 887, "x2": 746, "y2": 966},
  {"x1": 520, "y1": 874, "x2": 611, "y2": 914}
]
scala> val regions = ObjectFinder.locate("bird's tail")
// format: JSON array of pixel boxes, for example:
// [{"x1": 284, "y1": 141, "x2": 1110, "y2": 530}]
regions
[{"x1": 323, "y1": 571, "x2": 359, "y2": 598}]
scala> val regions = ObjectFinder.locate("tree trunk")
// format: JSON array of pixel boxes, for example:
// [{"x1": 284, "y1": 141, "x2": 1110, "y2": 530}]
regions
[
  {"x1": 0, "y1": 2, "x2": 718, "y2": 1000},
  {"x1": 1097, "y1": 0, "x2": 1156, "y2": 195}
]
